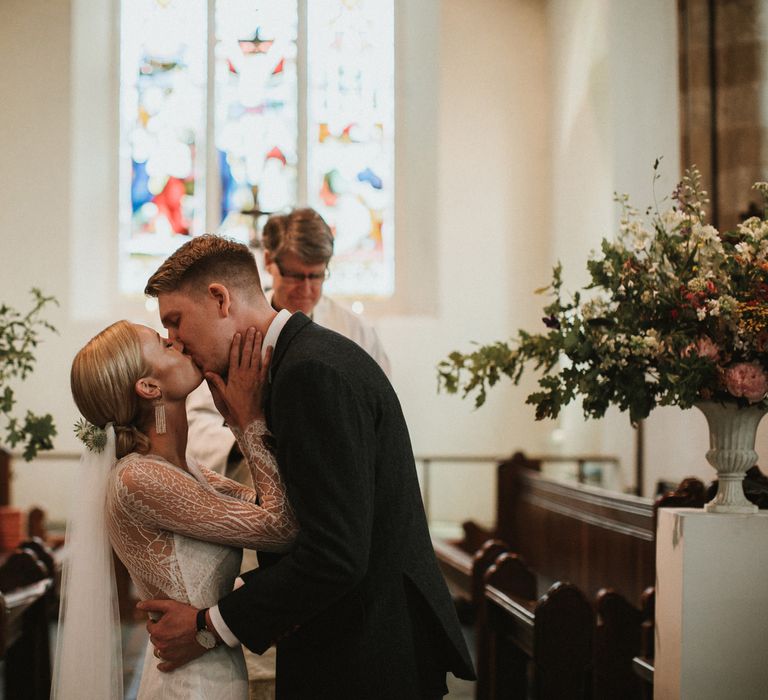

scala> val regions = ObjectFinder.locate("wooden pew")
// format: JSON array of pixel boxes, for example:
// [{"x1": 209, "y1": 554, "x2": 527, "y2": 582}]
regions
[
  {"x1": 433, "y1": 452, "x2": 540, "y2": 612},
  {"x1": 477, "y1": 552, "x2": 653, "y2": 700},
  {"x1": 0, "y1": 540, "x2": 56, "y2": 700},
  {"x1": 479, "y1": 552, "x2": 593, "y2": 699},
  {"x1": 433, "y1": 451, "x2": 707, "y2": 698},
  {"x1": 504, "y1": 460, "x2": 658, "y2": 604},
  {"x1": 434, "y1": 452, "x2": 657, "y2": 609},
  {"x1": 633, "y1": 587, "x2": 655, "y2": 700},
  {"x1": 593, "y1": 588, "x2": 643, "y2": 699}
]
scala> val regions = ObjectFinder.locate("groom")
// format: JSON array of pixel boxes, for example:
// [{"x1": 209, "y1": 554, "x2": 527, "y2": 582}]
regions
[{"x1": 138, "y1": 235, "x2": 474, "y2": 698}]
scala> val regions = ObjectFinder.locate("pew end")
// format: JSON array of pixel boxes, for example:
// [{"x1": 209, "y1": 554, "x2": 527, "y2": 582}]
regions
[{"x1": 0, "y1": 539, "x2": 57, "y2": 700}]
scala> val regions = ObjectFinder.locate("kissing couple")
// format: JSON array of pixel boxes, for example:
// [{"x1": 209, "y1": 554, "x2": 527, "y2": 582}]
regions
[{"x1": 53, "y1": 234, "x2": 474, "y2": 699}]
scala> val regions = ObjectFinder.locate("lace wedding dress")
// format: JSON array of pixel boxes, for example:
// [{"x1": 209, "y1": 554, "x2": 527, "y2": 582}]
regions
[{"x1": 106, "y1": 420, "x2": 297, "y2": 700}]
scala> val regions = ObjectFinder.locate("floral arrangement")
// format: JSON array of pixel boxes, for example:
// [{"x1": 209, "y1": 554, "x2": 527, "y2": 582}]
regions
[{"x1": 438, "y1": 163, "x2": 768, "y2": 424}]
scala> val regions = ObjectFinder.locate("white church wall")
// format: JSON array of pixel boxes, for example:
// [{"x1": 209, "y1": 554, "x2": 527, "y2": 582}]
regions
[{"x1": 543, "y1": 0, "x2": 734, "y2": 496}]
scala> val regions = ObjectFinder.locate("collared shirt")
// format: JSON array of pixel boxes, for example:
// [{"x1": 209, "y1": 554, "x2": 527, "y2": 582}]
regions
[
  {"x1": 261, "y1": 308, "x2": 292, "y2": 361},
  {"x1": 208, "y1": 307, "x2": 292, "y2": 648}
]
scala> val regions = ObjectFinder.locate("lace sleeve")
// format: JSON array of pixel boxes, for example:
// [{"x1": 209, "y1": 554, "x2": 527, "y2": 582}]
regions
[
  {"x1": 201, "y1": 468, "x2": 256, "y2": 502},
  {"x1": 116, "y1": 454, "x2": 298, "y2": 552},
  {"x1": 230, "y1": 420, "x2": 286, "y2": 511}
]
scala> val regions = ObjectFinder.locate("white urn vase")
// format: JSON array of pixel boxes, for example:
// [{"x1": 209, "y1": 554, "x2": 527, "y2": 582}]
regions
[{"x1": 696, "y1": 401, "x2": 766, "y2": 514}]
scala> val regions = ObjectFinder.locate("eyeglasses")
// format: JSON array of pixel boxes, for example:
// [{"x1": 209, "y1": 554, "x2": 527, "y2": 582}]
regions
[{"x1": 274, "y1": 262, "x2": 330, "y2": 285}]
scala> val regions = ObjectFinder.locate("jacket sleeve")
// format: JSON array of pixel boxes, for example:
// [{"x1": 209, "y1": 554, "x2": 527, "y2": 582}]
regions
[{"x1": 217, "y1": 359, "x2": 375, "y2": 652}]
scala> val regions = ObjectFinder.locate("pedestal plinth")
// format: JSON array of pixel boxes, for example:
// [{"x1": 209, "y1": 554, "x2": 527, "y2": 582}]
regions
[{"x1": 655, "y1": 508, "x2": 768, "y2": 699}]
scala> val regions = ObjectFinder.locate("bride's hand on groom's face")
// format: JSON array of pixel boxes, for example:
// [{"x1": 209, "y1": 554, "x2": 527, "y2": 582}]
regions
[{"x1": 204, "y1": 326, "x2": 272, "y2": 432}]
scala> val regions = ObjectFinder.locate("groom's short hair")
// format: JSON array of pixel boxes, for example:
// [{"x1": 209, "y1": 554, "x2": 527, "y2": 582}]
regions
[{"x1": 144, "y1": 234, "x2": 262, "y2": 299}]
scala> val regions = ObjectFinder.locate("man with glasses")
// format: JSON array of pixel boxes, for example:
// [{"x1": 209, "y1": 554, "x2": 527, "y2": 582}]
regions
[{"x1": 187, "y1": 207, "x2": 390, "y2": 479}]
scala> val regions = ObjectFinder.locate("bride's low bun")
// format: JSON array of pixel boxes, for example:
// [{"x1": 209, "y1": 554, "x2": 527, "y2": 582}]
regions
[
  {"x1": 71, "y1": 321, "x2": 152, "y2": 459},
  {"x1": 113, "y1": 424, "x2": 151, "y2": 458}
]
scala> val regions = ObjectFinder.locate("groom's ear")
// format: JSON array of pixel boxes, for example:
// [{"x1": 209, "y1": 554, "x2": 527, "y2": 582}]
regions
[
  {"x1": 208, "y1": 283, "x2": 232, "y2": 318},
  {"x1": 135, "y1": 378, "x2": 161, "y2": 401}
]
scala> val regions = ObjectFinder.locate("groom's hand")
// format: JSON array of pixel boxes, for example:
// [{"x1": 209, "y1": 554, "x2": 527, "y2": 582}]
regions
[{"x1": 137, "y1": 599, "x2": 206, "y2": 672}]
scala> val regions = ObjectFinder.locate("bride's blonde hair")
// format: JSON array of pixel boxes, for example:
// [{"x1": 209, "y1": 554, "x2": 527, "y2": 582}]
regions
[{"x1": 70, "y1": 321, "x2": 152, "y2": 458}]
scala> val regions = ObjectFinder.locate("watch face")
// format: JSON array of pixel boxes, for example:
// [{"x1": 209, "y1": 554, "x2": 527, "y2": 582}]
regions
[{"x1": 195, "y1": 629, "x2": 217, "y2": 650}]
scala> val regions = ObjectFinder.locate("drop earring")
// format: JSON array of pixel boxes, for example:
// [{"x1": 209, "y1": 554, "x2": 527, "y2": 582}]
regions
[{"x1": 154, "y1": 401, "x2": 166, "y2": 435}]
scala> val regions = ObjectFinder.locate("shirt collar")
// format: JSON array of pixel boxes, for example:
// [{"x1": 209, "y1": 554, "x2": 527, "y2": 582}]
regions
[{"x1": 262, "y1": 309, "x2": 292, "y2": 361}]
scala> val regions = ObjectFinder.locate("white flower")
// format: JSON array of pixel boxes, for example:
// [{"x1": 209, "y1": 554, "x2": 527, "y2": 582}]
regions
[
  {"x1": 643, "y1": 329, "x2": 661, "y2": 351},
  {"x1": 660, "y1": 209, "x2": 687, "y2": 231},
  {"x1": 718, "y1": 295, "x2": 738, "y2": 314},
  {"x1": 691, "y1": 223, "x2": 720, "y2": 244},
  {"x1": 735, "y1": 241, "x2": 754, "y2": 261},
  {"x1": 687, "y1": 277, "x2": 709, "y2": 293},
  {"x1": 737, "y1": 216, "x2": 768, "y2": 241},
  {"x1": 696, "y1": 307, "x2": 707, "y2": 321}
]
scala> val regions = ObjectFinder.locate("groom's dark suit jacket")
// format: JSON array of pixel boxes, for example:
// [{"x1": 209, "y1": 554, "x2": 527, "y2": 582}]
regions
[{"x1": 218, "y1": 313, "x2": 474, "y2": 698}]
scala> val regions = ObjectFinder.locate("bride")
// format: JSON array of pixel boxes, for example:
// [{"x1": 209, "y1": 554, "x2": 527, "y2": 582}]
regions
[{"x1": 53, "y1": 320, "x2": 297, "y2": 699}]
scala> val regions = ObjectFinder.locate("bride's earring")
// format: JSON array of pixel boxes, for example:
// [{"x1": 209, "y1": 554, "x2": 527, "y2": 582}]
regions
[{"x1": 154, "y1": 400, "x2": 167, "y2": 435}]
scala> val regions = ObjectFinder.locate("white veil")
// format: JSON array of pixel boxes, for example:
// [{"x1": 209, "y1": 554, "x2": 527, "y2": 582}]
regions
[{"x1": 51, "y1": 425, "x2": 123, "y2": 700}]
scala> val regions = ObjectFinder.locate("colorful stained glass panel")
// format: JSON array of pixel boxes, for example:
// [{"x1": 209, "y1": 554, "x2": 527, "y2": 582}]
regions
[
  {"x1": 118, "y1": 0, "x2": 395, "y2": 298},
  {"x1": 215, "y1": 0, "x2": 298, "y2": 246},
  {"x1": 306, "y1": 0, "x2": 395, "y2": 297},
  {"x1": 119, "y1": 0, "x2": 207, "y2": 294}
]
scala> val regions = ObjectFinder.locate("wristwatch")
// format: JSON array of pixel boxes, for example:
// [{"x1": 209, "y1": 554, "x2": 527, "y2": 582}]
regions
[{"x1": 195, "y1": 608, "x2": 218, "y2": 650}]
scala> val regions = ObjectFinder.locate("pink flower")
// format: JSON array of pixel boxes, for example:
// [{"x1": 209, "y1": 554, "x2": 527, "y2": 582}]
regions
[
  {"x1": 682, "y1": 336, "x2": 719, "y2": 360},
  {"x1": 724, "y1": 362, "x2": 768, "y2": 403},
  {"x1": 695, "y1": 336, "x2": 719, "y2": 360}
]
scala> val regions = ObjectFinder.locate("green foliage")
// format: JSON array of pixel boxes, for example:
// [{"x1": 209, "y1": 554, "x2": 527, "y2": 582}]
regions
[
  {"x1": 0, "y1": 289, "x2": 58, "y2": 459},
  {"x1": 438, "y1": 166, "x2": 768, "y2": 425}
]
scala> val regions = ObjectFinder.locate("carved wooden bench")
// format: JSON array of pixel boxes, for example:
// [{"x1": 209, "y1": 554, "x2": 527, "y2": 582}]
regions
[
  {"x1": 0, "y1": 539, "x2": 56, "y2": 700},
  {"x1": 433, "y1": 451, "x2": 707, "y2": 698}
]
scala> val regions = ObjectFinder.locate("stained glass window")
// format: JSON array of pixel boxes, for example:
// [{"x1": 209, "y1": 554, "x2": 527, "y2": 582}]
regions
[
  {"x1": 307, "y1": 0, "x2": 395, "y2": 297},
  {"x1": 119, "y1": 0, "x2": 207, "y2": 294},
  {"x1": 215, "y1": 1, "x2": 298, "y2": 244},
  {"x1": 119, "y1": 0, "x2": 394, "y2": 298}
]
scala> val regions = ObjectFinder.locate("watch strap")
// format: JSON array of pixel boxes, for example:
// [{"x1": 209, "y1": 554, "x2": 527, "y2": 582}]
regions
[{"x1": 196, "y1": 607, "x2": 209, "y2": 633}]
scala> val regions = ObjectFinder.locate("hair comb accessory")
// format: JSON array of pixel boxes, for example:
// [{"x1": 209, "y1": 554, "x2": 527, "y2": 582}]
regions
[{"x1": 73, "y1": 418, "x2": 108, "y2": 453}]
